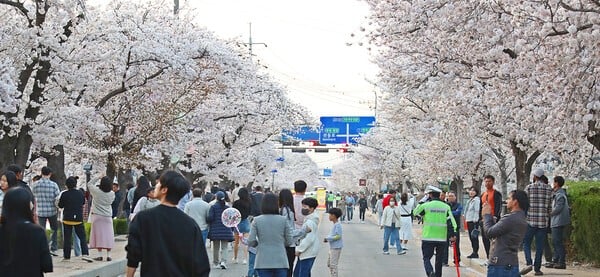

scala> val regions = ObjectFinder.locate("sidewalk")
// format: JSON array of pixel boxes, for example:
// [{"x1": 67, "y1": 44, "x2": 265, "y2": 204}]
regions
[{"x1": 46, "y1": 235, "x2": 127, "y2": 277}]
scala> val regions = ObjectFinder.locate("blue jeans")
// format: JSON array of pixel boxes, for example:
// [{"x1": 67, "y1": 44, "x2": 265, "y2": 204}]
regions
[
  {"x1": 201, "y1": 229, "x2": 208, "y2": 244},
  {"x1": 523, "y1": 225, "x2": 546, "y2": 271},
  {"x1": 346, "y1": 206, "x2": 353, "y2": 221},
  {"x1": 256, "y1": 268, "x2": 287, "y2": 277},
  {"x1": 293, "y1": 257, "x2": 315, "y2": 277},
  {"x1": 422, "y1": 241, "x2": 446, "y2": 277},
  {"x1": 248, "y1": 252, "x2": 258, "y2": 277},
  {"x1": 552, "y1": 226, "x2": 566, "y2": 265},
  {"x1": 383, "y1": 224, "x2": 400, "y2": 253},
  {"x1": 487, "y1": 264, "x2": 519, "y2": 277},
  {"x1": 38, "y1": 215, "x2": 58, "y2": 251},
  {"x1": 73, "y1": 231, "x2": 82, "y2": 256}
]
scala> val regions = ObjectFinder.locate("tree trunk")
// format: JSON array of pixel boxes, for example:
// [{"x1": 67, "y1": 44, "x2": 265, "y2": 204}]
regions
[
  {"x1": 491, "y1": 148, "x2": 510, "y2": 197},
  {"x1": 41, "y1": 145, "x2": 66, "y2": 189},
  {"x1": 106, "y1": 153, "x2": 118, "y2": 182},
  {"x1": 0, "y1": 135, "x2": 17, "y2": 170},
  {"x1": 510, "y1": 141, "x2": 541, "y2": 190},
  {"x1": 587, "y1": 125, "x2": 600, "y2": 152},
  {"x1": 452, "y1": 176, "x2": 465, "y2": 203}
]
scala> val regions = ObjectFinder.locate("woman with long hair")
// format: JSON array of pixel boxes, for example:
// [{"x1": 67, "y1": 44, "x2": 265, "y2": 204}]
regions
[
  {"x1": 232, "y1": 187, "x2": 252, "y2": 264},
  {"x1": 131, "y1": 176, "x2": 151, "y2": 212},
  {"x1": 207, "y1": 191, "x2": 234, "y2": 269},
  {"x1": 88, "y1": 176, "x2": 116, "y2": 261},
  {"x1": 278, "y1": 188, "x2": 297, "y2": 277},
  {"x1": 250, "y1": 193, "x2": 293, "y2": 277},
  {"x1": 465, "y1": 186, "x2": 481, "y2": 258},
  {"x1": 0, "y1": 171, "x2": 19, "y2": 215},
  {"x1": 0, "y1": 187, "x2": 53, "y2": 275},
  {"x1": 398, "y1": 192, "x2": 414, "y2": 250}
]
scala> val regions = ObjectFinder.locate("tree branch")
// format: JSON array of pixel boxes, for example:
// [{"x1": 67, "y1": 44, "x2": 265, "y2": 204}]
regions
[{"x1": 0, "y1": 0, "x2": 33, "y2": 26}]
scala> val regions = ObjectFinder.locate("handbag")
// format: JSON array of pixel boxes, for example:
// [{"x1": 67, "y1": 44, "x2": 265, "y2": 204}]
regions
[{"x1": 470, "y1": 225, "x2": 480, "y2": 239}]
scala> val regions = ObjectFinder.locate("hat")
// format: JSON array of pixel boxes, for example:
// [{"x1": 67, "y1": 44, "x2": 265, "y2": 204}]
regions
[
  {"x1": 215, "y1": 191, "x2": 225, "y2": 201},
  {"x1": 532, "y1": 168, "x2": 544, "y2": 178},
  {"x1": 424, "y1": 185, "x2": 442, "y2": 194}
]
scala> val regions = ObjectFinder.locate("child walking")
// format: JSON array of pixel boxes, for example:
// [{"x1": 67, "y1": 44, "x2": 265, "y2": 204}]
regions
[{"x1": 324, "y1": 208, "x2": 343, "y2": 277}]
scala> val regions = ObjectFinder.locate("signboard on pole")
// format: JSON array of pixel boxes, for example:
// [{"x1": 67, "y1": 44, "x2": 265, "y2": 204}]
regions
[
  {"x1": 359, "y1": 179, "x2": 367, "y2": 186},
  {"x1": 319, "y1": 116, "x2": 376, "y2": 144}
]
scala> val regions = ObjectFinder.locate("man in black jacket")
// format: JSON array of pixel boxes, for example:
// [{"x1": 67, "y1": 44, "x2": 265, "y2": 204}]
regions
[{"x1": 126, "y1": 170, "x2": 210, "y2": 277}]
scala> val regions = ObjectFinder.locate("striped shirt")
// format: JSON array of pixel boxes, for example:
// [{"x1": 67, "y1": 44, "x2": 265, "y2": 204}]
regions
[
  {"x1": 525, "y1": 181, "x2": 553, "y2": 228},
  {"x1": 32, "y1": 177, "x2": 60, "y2": 217}
]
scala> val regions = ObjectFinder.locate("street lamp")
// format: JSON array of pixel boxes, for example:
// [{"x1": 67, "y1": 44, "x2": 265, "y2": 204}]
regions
[{"x1": 270, "y1": 169, "x2": 278, "y2": 191}]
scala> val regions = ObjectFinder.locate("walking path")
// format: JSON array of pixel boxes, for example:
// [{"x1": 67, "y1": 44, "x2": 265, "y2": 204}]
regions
[{"x1": 46, "y1": 210, "x2": 598, "y2": 276}]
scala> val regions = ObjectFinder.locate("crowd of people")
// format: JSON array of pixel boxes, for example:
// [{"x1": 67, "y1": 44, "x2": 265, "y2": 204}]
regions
[
  {"x1": 0, "y1": 163, "x2": 574, "y2": 277},
  {"x1": 409, "y1": 170, "x2": 571, "y2": 277}
]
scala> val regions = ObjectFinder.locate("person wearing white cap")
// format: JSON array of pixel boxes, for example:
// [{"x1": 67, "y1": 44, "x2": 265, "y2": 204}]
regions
[
  {"x1": 413, "y1": 185, "x2": 457, "y2": 277},
  {"x1": 521, "y1": 169, "x2": 553, "y2": 276}
]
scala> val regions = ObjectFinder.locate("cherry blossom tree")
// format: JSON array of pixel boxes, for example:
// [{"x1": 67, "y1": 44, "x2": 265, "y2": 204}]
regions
[{"x1": 363, "y1": 0, "x2": 599, "y2": 189}]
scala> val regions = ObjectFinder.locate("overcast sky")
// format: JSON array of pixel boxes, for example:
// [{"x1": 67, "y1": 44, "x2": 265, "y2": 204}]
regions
[{"x1": 189, "y1": 0, "x2": 379, "y2": 117}]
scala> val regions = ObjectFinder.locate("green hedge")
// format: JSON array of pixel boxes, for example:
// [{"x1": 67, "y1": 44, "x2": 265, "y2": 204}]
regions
[
  {"x1": 46, "y1": 218, "x2": 128, "y2": 248},
  {"x1": 566, "y1": 181, "x2": 600, "y2": 265}
]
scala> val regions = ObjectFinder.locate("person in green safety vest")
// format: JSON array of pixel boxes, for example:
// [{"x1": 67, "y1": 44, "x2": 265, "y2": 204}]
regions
[
  {"x1": 326, "y1": 191, "x2": 335, "y2": 211},
  {"x1": 413, "y1": 185, "x2": 457, "y2": 277}
]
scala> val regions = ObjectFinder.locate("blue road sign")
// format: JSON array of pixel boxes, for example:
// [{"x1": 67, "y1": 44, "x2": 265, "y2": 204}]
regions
[
  {"x1": 282, "y1": 126, "x2": 320, "y2": 141},
  {"x1": 319, "y1": 116, "x2": 376, "y2": 144},
  {"x1": 323, "y1": 168, "x2": 332, "y2": 177}
]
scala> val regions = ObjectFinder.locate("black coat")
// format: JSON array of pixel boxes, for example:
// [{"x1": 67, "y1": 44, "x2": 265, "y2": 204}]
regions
[
  {"x1": 0, "y1": 221, "x2": 53, "y2": 276},
  {"x1": 58, "y1": 188, "x2": 85, "y2": 222}
]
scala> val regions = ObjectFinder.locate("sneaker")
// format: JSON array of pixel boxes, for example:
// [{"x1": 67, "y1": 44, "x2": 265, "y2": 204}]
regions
[
  {"x1": 232, "y1": 258, "x2": 238, "y2": 264},
  {"x1": 402, "y1": 244, "x2": 409, "y2": 250},
  {"x1": 466, "y1": 253, "x2": 479, "y2": 259},
  {"x1": 81, "y1": 256, "x2": 94, "y2": 263},
  {"x1": 61, "y1": 258, "x2": 70, "y2": 262},
  {"x1": 93, "y1": 257, "x2": 103, "y2": 261},
  {"x1": 390, "y1": 244, "x2": 396, "y2": 249},
  {"x1": 106, "y1": 257, "x2": 112, "y2": 262},
  {"x1": 220, "y1": 262, "x2": 227, "y2": 269},
  {"x1": 242, "y1": 259, "x2": 247, "y2": 265},
  {"x1": 519, "y1": 265, "x2": 533, "y2": 275},
  {"x1": 397, "y1": 250, "x2": 407, "y2": 255},
  {"x1": 534, "y1": 271, "x2": 544, "y2": 276},
  {"x1": 50, "y1": 251, "x2": 59, "y2": 257},
  {"x1": 213, "y1": 263, "x2": 221, "y2": 269},
  {"x1": 383, "y1": 251, "x2": 390, "y2": 255}
]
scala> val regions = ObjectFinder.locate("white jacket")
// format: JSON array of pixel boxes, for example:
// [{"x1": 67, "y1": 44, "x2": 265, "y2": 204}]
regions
[
  {"x1": 296, "y1": 211, "x2": 320, "y2": 260},
  {"x1": 381, "y1": 205, "x2": 402, "y2": 228}
]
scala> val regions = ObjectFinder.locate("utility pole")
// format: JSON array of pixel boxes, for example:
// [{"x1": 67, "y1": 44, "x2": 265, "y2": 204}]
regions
[{"x1": 243, "y1": 22, "x2": 267, "y2": 61}]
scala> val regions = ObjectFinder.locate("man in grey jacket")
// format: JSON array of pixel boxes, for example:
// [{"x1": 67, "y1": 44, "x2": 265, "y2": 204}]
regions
[
  {"x1": 549, "y1": 176, "x2": 570, "y2": 270},
  {"x1": 482, "y1": 190, "x2": 529, "y2": 277}
]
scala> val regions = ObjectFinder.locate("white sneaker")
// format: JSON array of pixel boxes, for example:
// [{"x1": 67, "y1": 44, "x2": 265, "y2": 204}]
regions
[
  {"x1": 232, "y1": 258, "x2": 238, "y2": 264},
  {"x1": 397, "y1": 250, "x2": 407, "y2": 255},
  {"x1": 220, "y1": 261, "x2": 227, "y2": 269},
  {"x1": 383, "y1": 251, "x2": 390, "y2": 255},
  {"x1": 403, "y1": 244, "x2": 409, "y2": 250},
  {"x1": 390, "y1": 244, "x2": 396, "y2": 249},
  {"x1": 213, "y1": 263, "x2": 221, "y2": 269},
  {"x1": 242, "y1": 259, "x2": 247, "y2": 265},
  {"x1": 81, "y1": 256, "x2": 94, "y2": 263}
]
